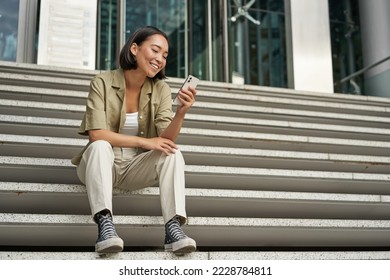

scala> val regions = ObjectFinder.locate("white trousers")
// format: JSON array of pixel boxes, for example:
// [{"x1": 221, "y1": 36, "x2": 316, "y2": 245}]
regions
[{"x1": 76, "y1": 140, "x2": 187, "y2": 224}]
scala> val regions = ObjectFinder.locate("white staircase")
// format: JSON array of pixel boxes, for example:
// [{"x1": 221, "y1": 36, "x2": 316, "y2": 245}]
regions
[{"x1": 1, "y1": 61, "x2": 390, "y2": 260}]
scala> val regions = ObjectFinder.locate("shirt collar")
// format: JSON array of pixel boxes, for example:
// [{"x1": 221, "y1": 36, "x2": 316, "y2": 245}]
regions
[{"x1": 113, "y1": 69, "x2": 154, "y2": 112}]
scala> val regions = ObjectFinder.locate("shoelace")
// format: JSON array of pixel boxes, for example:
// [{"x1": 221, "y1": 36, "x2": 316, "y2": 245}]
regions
[
  {"x1": 166, "y1": 218, "x2": 187, "y2": 242},
  {"x1": 97, "y1": 213, "x2": 118, "y2": 240}
]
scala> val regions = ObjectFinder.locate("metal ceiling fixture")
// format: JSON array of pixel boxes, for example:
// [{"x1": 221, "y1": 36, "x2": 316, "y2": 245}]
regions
[{"x1": 230, "y1": 0, "x2": 261, "y2": 25}]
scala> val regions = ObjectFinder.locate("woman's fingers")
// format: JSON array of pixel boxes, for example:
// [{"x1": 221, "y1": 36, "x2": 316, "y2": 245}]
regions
[{"x1": 178, "y1": 86, "x2": 196, "y2": 105}]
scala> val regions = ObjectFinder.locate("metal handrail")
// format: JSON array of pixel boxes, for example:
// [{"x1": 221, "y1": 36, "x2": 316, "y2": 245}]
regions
[{"x1": 339, "y1": 55, "x2": 390, "y2": 84}]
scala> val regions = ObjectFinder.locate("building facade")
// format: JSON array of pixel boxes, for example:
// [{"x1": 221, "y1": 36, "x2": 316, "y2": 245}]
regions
[{"x1": 1, "y1": 0, "x2": 389, "y2": 97}]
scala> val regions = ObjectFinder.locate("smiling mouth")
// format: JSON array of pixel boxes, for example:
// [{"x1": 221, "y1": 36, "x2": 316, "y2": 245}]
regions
[{"x1": 150, "y1": 63, "x2": 159, "y2": 70}]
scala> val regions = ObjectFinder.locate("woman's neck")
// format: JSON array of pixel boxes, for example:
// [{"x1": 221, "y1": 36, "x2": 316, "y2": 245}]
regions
[
  {"x1": 124, "y1": 69, "x2": 145, "y2": 113},
  {"x1": 124, "y1": 69, "x2": 146, "y2": 90}
]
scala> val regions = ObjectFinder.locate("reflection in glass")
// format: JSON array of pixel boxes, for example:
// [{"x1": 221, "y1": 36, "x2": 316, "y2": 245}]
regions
[
  {"x1": 329, "y1": 0, "x2": 363, "y2": 94},
  {"x1": 190, "y1": 0, "x2": 209, "y2": 80},
  {"x1": 229, "y1": 0, "x2": 287, "y2": 87},
  {"x1": 97, "y1": 0, "x2": 117, "y2": 70},
  {"x1": 97, "y1": 0, "x2": 288, "y2": 87},
  {"x1": 0, "y1": 0, "x2": 19, "y2": 62},
  {"x1": 125, "y1": 0, "x2": 186, "y2": 78}
]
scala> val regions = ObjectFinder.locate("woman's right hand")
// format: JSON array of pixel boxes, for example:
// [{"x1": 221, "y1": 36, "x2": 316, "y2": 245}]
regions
[
  {"x1": 139, "y1": 137, "x2": 178, "y2": 156},
  {"x1": 89, "y1": 130, "x2": 177, "y2": 156}
]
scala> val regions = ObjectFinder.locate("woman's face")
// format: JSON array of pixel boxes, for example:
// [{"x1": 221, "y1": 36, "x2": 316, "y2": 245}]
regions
[{"x1": 131, "y1": 34, "x2": 169, "y2": 78}]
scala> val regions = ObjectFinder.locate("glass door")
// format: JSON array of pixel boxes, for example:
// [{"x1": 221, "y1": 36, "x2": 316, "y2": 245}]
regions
[
  {"x1": 228, "y1": 0, "x2": 287, "y2": 87},
  {"x1": 124, "y1": 0, "x2": 187, "y2": 78},
  {"x1": 0, "y1": 0, "x2": 20, "y2": 62},
  {"x1": 97, "y1": 0, "x2": 118, "y2": 70}
]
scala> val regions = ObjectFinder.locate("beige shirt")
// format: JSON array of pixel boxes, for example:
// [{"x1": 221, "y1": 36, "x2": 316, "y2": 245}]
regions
[{"x1": 71, "y1": 68, "x2": 173, "y2": 165}]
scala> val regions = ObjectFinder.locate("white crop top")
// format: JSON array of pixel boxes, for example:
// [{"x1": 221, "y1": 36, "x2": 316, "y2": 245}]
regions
[{"x1": 121, "y1": 112, "x2": 139, "y2": 136}]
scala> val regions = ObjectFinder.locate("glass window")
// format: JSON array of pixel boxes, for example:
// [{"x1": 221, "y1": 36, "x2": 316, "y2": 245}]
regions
[
  {"x1": 329, "y1": 0, "x2": 363, "y2": 94},
  {"x1": 97, "y1": 0, "x2": 288, "y2": 87},
  {"x1": 97, "y1": 0, "x2": 117, "y2": 70},
  {"x1": 0, "y1": 0, "x2": 20, "y2": 62},
  {"x1": 97, "y1": 0, "x2": 187, "y2": 76},
  {"x1": 228, "y1": 0, "x2": 287, "y2": 87},
  {"x1": 189, "y1": 0, "x2": 209, "y2": 80},
  {"x1": 210, "y1": 0, "x2": 224, "y2": 82},
  {"x1": 125, "y1": 0, "x2": 186, "y2": 78}
]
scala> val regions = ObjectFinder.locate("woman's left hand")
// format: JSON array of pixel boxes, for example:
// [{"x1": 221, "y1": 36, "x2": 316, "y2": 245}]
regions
[
  {"x1": 160, "y1": 86, "x2": 196, "y2": 141},
  {"x1": 175, "y1": 86, "x2": 196, "y2": 114}
]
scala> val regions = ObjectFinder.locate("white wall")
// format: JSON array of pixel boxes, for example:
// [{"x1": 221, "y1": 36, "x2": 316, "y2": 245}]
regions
[
  {"x1": 285, "y1": 0, "x2": 334, "y2": 93},
  {"x1": 359, "y1": 0, "x2": 390, "y2": 97}
]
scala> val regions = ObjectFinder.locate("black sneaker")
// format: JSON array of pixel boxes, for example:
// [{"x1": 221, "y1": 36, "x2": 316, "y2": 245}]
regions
[
  {"x1": 95, "y1": 211, "x2": 124, "y2": 253},
  {"x1": 164, "y1": 216, "x2": 196, "y2": 255}
]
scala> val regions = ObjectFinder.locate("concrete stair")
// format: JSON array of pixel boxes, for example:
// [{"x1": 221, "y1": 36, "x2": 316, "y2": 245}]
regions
[{"x1": 1, "y1": 61, "x2": 390, "y2": 260}]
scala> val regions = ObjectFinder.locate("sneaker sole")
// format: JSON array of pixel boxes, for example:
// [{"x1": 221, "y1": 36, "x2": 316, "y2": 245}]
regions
[
  {"x1": 164, "y1": 238, "x2": 197, "y2": 255},
  {"x1": 95, "y1": 237, "x2": 124, "y2": 254}
]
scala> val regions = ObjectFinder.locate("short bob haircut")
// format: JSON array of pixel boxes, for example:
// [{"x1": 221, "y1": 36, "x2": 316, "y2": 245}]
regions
[{"x1": 119, "y1": 26, "x2": 169, "y2": 80}]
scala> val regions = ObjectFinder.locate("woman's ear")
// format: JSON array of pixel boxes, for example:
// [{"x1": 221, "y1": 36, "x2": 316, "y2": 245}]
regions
[{"x1": 130, "y1": 43, "x2": 138, "y2": 56}]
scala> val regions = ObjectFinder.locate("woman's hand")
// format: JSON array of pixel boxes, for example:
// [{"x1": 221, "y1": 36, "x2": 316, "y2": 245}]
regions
[
  {"x1": 159, "y1": 86, "x2": 197, "y2": 143},
  {"x1": 88, "y1": 130, "x2": 177, "y2": 155},
  {"x1": 175, "y1": 86, "x2": 197, "y2": 114},
  {"x1": 139, "y1": 137, "x2": 178, "y2": 156}
]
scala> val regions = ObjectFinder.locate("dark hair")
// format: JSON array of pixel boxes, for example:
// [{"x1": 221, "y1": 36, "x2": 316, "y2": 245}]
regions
[{"x1": 119, "y1": 26, "x2": 169, "y2": 80}]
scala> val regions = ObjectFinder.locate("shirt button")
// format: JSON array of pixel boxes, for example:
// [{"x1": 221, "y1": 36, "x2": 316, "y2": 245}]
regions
[
  {"x1": 139, "y1": 115, "x2": 143, "y2": 119},
  {"x1": 140, "y1": 131, "x2": 144, "y2": 135}
]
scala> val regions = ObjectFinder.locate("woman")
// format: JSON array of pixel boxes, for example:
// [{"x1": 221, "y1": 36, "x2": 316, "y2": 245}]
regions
[{"x1": 71, "y1": 26, "x2": 197, "y2": 255}]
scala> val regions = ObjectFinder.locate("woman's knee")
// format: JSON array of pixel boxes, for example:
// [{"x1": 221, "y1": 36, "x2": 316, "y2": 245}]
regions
[
  {"x1": 161, "y1": 149, "x2": 185, "y2": 167},
  {"x1": 88, "y1": 140, "x2": 112, "y2": 153},
  {"x1": 89, "y1": 140, "x2": 112, "y2": 150},
  {"x1": 84, "y1": 140, "x2": 114, "y2": 161},
  {"x1": 173, "y1": 149, "x2": 184, "y2": 162}
]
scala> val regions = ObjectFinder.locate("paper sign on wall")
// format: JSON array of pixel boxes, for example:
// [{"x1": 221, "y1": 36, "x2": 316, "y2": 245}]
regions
[{"x1": 37, "y1": 0, "x2": 97, "y2": 69}]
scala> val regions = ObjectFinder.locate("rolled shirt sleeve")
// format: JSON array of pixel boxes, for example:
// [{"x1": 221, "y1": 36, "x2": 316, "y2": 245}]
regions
[
  {"x1": 154, "y1": 81, "x2": 174, "y2": 136},
  {"x1": 78, "y1": 77, "x2": 108, "y2": 135}
]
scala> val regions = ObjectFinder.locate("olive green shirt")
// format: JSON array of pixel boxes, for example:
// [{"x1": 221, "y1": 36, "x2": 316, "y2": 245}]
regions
[{"x1": 71, "y1": 68, "x2": 173, "y2": 165}]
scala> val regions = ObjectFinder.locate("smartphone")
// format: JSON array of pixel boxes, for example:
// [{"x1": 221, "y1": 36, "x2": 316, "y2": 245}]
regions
[{"x1": 173, "y1": 75, "x2": 199, "y2": 105}]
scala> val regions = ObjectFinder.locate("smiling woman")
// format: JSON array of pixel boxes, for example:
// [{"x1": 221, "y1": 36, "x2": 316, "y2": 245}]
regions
[
  {"x1": 119, "y1": 26, "x2": 169, "y2": 80},
  {"x1": 118, "y1": 27, "x2": 170, "y2": 113},
  {"x1": 129, "y1": 34, "x2": 169, "y2": 79},
  {"x1": 71, "y1": 26, "x2": 198, "y2": 255}
]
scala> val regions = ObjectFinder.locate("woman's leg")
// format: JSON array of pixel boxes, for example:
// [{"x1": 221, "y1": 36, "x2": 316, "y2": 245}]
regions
[
  {"x1": 156, "y1": 150, "x2": 187, "y2": 224},
  {"x1": 117, "y1": 149, "x2": 196, "y2": 254},
  {"x1": 76, "y1": 140, "x2": 123, "y2": 253},
  {"x1": 77, "y1": 140, "x2": 115, "y2": 216},
  {"x1": 116, "y1": 149, "x2": 187, "y2": 223}
]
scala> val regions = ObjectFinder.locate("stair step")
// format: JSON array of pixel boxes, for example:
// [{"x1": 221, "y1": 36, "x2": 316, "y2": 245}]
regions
[
  {"x1": 197, "y1": 88, "x2": 390, "y2": 116},
  {"x1": 2, "y1": 116, "x2": 390, "y2": 155},
  {"x1": 2, "y1": 60, "x2": 390, "y2": 112},
  {"x1": 0, "y1": 99, "x2": 84, "y2": 119},
  {"x1": 0, "y1": 72, "x2": 90, "y2": 91},
  {"x1": 1, "y1": 156, "x2": 389, "y2": 194},
  {"x1": 185, "y1": 114, "x2": 390, "y2": 139},
  {"x1": 1, "y1": 182, "x2": 390, "y2": 219},
  {"x1": 179, "y1": 128, "x2": 390, "y2": 155},
  {"x1": 0, "y1": 84, "x2": 87, "y2": 105},
  {"x1": 1, "y1": 251, "x2": 390, "y2": 260},
  {"x1": 1, "y1": 214, "x2": 389, "y2": 247},
  {"x1": 2, "y1": 97, "x2": 390, "y2": 128},
  {"x1": 1, "y1": 134, "x2": 390, "y2": 173},
  {"x1": 3, "y1": 103, "x2": 390, "y2": 140},
  {"x1": 2, "y1": 97, "x2": 390, "y2": 137},
  {"x1": 191, "y1": 101, "x2": 390, "y2": 127},
  {"x1": 0, "y1": 60, "x2": 97, "y2": 79}
]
